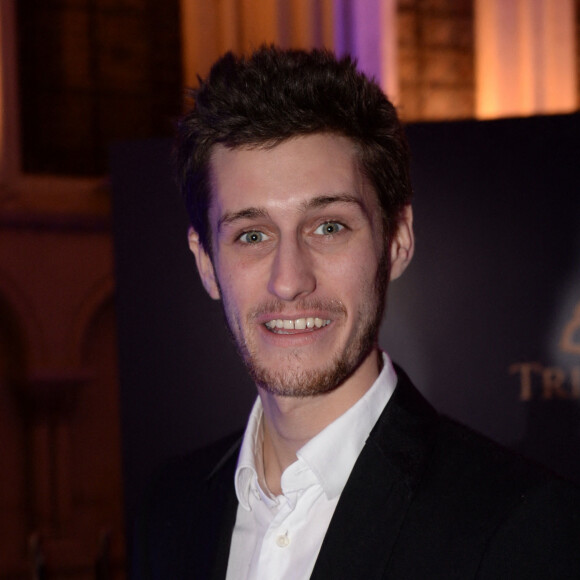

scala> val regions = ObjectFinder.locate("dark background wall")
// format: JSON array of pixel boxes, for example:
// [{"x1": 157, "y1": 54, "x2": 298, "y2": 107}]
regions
[{"x1": 112, "y1": 114, "x2": 580, "y2": 528}]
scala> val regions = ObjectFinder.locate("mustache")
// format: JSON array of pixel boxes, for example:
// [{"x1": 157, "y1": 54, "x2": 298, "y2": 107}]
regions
[{"x1": 248, "y1": 298, "x2": 347, "y2": 319}]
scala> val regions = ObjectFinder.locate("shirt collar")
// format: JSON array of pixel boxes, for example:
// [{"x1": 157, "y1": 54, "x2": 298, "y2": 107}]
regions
[
  {"x1": 234, "y1": 352, "x2": 397, "y2": 509},
  {"x1": 235, "y1": 398, "x2": 266, "y2": 510},
  {"x1": 296, "y1": 352, "x2": 397, "y2": 499}
]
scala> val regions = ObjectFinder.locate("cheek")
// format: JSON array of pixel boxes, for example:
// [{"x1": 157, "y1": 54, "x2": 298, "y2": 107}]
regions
[
  {"x1": 328, "y1": 243, "x2": 381, "y2": 286},
  {"x1": 216, "y1": 259, "x2": 260, "y2": 313},
  {"x1": 315, "y1": 258, "x2": 377, "y2": 312}
]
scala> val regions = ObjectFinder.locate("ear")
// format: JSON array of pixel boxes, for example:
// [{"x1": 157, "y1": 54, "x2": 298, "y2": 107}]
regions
[
  {"x1": 389, "y1": 205, "x2": 415, "y2": 281},
  {"x1": 187, "y1": 228, "x2": 221, "y2": 300}
]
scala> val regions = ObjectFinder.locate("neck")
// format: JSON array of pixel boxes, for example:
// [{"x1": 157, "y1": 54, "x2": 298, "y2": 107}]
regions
[{"x1": 258, "y1": 348, "x2": 381, "y2": 495}]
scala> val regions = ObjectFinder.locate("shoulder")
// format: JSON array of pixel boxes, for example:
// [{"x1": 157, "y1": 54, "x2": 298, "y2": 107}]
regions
[
  {"x1": 388, "y1": 366, "x2": 576, "y2": 499},
  {"x1": 437, "y1": 418, "x2": 580, "y2": 577},
  {"x1": 131, "y1": 432, "x2": 242, "y2": 579},
  {"x1": 381, "y1": 370, "x2": 580, "y2": 576},
  {"x1": 433, "y1": 415, "x2": 553, "y2": 488},
  {"x1": 151, "y1": 431, "x2": 243, "y2": 493},
  {"x1": 408, "y1": 394, "x2": 580, "y2": 521},
  {"x1": 432, "y1": 411, "x2": 580, "y2": 502},
  {"x1": 143, "y1": 430, "x2": 243, "y2": 519}
]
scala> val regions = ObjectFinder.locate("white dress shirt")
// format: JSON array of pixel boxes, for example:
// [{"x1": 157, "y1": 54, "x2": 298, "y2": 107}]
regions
[{"x1": 225, "y1": 353, "x2": 398, "y2": 580}]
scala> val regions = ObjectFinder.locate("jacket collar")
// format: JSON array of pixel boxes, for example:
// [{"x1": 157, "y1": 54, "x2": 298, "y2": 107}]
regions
[{"x1": 311, "y1": 366, "x2": 439, "y2": 579}]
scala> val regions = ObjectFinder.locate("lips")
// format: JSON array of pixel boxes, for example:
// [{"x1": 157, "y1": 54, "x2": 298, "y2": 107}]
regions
[{"x1": 264, "y1": 317, "x2": 331, "y2": 331}]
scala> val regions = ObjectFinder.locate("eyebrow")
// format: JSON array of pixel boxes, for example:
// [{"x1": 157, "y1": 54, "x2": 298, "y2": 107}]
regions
[
  {"x1": 217, "y1": 194, "x2": 362, "y2": 232},
  {"x1": 218, "y1": 207, "x2": 268, "y2": 231},
  {"x1": 303, "y1": 194, "x2": 361, "y2": 211}
]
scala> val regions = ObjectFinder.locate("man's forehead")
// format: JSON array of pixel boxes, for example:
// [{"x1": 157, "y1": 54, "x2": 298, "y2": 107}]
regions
[
  {"x1": 207, "y1": 135, "x2": 376, "y2": 213},
  {"x1": 208, "y1": 133, "x2": 360, "y2": 175}
]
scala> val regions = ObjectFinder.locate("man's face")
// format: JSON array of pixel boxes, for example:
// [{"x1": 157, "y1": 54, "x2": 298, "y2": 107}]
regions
[{"x1": 191, "y1": 134, "x2": 411, "y2": 397}]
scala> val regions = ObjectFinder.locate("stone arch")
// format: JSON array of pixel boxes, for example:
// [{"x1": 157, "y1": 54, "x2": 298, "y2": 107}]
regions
[
  {"x1": 67, "y1": 274, "x2": 115, "y2": 369},
  {"x1": 0, "y1": 266, "x2": 45, "y2": 366}
]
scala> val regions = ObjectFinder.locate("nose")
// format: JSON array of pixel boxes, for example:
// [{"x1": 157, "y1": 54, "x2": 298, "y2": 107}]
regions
[{"x1": 268, "y1": 238, "x2": 316, "y2": 301}]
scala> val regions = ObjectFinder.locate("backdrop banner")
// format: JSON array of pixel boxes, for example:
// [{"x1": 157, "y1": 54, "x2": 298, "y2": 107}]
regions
[{"x1": 112, "y1": 114, "x2": 580, "y2": 525}]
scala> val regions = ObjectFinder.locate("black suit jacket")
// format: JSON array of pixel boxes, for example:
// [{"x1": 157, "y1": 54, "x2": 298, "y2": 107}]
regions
[{"x1": 133, "y1": 368, "x2": 580, "y2": 579}]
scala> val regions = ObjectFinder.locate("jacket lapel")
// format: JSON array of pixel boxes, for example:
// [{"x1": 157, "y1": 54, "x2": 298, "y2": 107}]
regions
[
  {"x1": 310, "y1": 368, "x2": 439, "y2": 579},
  {"x1": 205, "y1": 438, "x2": 241, "y2": 580}
]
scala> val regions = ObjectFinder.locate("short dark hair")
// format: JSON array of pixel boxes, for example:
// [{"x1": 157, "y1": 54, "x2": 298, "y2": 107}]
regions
[{"x1": 176, "y1": 45, "x2": 412, "y2": 254}]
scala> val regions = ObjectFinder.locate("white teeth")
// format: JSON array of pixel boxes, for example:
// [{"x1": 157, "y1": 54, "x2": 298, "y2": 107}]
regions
[{"x1": 264, "y1": 317, "x2": 330, "y2": 330}]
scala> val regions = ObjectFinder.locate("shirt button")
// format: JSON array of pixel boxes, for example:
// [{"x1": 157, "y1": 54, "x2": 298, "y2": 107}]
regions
[{"x1": 276, "y1": 533, "x2": 290, "y2": 548}]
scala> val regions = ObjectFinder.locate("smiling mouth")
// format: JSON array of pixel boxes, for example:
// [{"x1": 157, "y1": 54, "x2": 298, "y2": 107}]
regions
[{"x1": 264, "y1": 317, "x2": 331, "y2": 332}]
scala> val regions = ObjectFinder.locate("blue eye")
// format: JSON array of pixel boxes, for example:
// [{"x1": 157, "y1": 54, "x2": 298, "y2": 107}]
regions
[
  {"x1": 239, "y1": 231, "x2": 269, "y2": 244},
  {"x1": 314, "y1": 222, "x2": 344, "y2": 235}
]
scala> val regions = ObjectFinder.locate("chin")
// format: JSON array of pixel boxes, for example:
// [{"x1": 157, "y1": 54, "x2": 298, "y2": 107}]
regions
[{"x1": 246, "y1": 345, "x2": 372, "y2": 398}]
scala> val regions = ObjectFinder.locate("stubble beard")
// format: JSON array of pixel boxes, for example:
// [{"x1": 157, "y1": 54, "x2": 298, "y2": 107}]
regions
[{"x1": 219, "y1": 249, "x2": 390, "y2": 398}]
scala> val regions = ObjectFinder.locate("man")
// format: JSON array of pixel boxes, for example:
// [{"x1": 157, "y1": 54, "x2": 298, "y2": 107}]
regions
[{"x1": 133, "y1": 46, "x2": 580, "y2": 579}]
